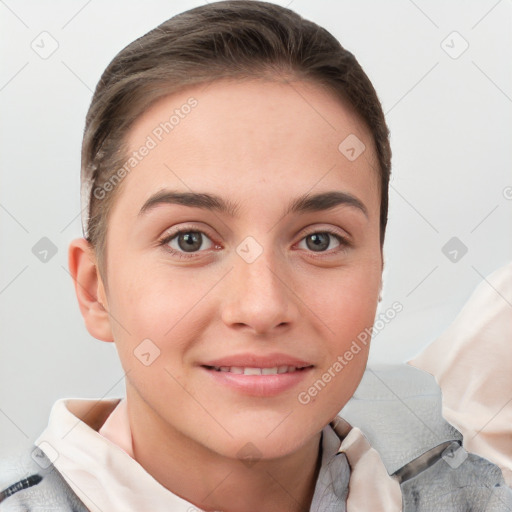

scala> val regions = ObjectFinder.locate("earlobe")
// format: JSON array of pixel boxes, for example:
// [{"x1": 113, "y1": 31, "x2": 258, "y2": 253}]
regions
[{"x1": 68, "y1": 238, "x2": 114, "y2": 342}]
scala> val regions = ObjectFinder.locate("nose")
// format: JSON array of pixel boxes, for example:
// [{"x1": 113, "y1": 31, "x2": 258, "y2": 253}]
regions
[{"x1": 220, "y1": 246, "x2": 297, "y2": 335}]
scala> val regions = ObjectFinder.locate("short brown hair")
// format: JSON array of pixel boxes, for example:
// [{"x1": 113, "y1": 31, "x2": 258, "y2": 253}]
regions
[{"x1": 81, "y1": 0, "x2": 391, "y2": 277}]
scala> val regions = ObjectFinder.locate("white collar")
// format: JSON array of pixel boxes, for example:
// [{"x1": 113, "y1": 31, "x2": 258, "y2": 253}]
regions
[{"x1": 35, "y1": 397, "x2": 401, "y2": 511}]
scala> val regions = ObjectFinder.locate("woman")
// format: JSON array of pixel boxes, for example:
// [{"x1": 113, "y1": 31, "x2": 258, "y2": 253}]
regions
[{"x1": 1, "y1": 1, "x2": 510, "y2": 510}]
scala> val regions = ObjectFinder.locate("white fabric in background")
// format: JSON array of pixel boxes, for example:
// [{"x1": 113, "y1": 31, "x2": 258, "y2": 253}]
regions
[{"x1": 410, "y1": 261, "x2": 512, "y2": 485}]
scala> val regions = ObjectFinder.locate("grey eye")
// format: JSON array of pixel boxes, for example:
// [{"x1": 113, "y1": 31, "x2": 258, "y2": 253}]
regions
[
  {"x1": 299, "y1": 232, "x2": 341, "y2": 252},
  {"x1": 168, "y1": 231, "x2": 213, "y2": 253}
]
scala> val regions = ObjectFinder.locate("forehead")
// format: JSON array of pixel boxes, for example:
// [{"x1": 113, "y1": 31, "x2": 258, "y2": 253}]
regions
[{"x1": 116, "y1": 78, "x2": 379, "y2": 218}]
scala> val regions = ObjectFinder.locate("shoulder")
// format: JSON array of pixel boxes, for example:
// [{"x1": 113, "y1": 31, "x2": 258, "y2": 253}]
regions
[
  {"x1": 0, "y1": 443, "x2": 88, "y2": 511},
  {"x1": 342, "y1": 364, "x2": 512, "y2": 511},
  {"x1": 400, "y1": 449, "x2": 512, "y2": 511}
]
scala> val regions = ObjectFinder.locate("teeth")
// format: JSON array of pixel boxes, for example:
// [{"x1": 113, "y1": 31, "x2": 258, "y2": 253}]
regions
[
  {"x1": 211, "y1": 365, "x2": 304, "y2": 374},
  {"x1": 244, "y1": 367, "x2": 262, "y2": 375}
]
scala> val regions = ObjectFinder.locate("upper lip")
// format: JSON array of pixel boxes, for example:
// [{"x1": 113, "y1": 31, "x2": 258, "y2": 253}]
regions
[{"x1": 201, "y1": 353, "x2": 314, "y2": 368}]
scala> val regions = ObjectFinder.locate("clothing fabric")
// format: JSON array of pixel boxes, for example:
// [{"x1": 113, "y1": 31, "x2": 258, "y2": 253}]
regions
[
  {"x1": 0, "y1": 395, "x2": 399, "y2": 511},
  {"x1": 2, "y1": 365, "x2": 512, "y2": 511},
  {"x1": 340, "y1": 364, "x2": 512, "y2": 511},
  {"x1": 410, "y1": 261, "x2": 512, "y2": 485},
  {"x1": 97, "y1": 396, "x2": 400, "y2": 511}
]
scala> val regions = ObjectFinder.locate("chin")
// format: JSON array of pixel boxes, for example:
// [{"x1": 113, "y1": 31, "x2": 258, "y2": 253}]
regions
[{"x1": 198, "y1": 416, "x2": 321, "y2": 462}]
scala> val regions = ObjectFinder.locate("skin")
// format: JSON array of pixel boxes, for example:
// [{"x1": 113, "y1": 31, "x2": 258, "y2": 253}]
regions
[{"x1": 69, "y1": 78, "x2": 383, "y2": 512}]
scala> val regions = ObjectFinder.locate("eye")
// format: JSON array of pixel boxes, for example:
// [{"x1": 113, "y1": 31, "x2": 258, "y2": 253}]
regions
[
  {"x1": 159, "y1": 229, "x2": 215, "y2": 259},
  {"x1": 297, "y1": 230, "x2": 349, "y2": 253},
  {"x1": 158, "y1": 226, "x2": 350, "y2": 260}
]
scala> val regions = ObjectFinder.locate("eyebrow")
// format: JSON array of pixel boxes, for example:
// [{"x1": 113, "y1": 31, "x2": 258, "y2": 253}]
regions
[{"x1": 138, "y1": 189, "x2": 368, "y2": 219}]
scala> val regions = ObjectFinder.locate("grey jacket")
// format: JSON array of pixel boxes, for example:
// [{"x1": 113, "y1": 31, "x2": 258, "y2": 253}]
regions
[
  {"x1": 1, "y1": 364, "x2": 511, "y2": 511},
  {"x1": 341, "y1": 365, "x2": 512, "y2": 510}
]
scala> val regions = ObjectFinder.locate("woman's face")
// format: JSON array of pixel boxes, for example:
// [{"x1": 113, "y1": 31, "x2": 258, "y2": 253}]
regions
[{"x1": 99, "y1": 78, "x2": 383, "y2": 460}]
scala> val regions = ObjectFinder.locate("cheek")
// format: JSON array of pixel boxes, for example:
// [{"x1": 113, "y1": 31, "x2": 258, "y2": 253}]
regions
[
  {"x1": 311, "y1": 266, "x2": 380, "y2": 346},
  {"x1": 106, "y1": 278, "x2": 193, "y2": 399},
  {"x1": 301, "y1": 265, "x2": 380, "y2": 406},
  {"x1": 106, "y1": 263, "x2": 214, "y2": 364},
  {"x1": 107, "y1": 254, "x2": 175, "y2": 329}
]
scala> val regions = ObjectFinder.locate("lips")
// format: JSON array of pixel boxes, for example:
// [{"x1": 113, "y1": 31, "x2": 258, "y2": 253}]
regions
[{"x1": 200, "y1": 353, "x2": 314, "y2": 397}]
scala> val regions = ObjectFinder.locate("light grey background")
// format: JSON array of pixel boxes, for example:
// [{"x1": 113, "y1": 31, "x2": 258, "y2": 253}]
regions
[{"x1": 1, "y1": 0, "x2": 511, "y2": 459}]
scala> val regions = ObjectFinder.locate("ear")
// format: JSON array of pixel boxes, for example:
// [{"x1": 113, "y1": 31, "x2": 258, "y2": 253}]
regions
[
  {"x1": 379, "y1": 249, "x2": 385, "y2": 302},
  {"x1": 68, "y1": 238, "x2": 113, "y2": 342}
]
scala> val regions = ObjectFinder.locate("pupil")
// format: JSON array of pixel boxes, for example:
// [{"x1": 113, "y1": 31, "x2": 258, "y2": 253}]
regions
[
  {"x1": 179, "y1": 232, "x2": 202, "y2": 252},
  {"x1": 307, "y1": 233, "x2": 329, "y2": 252}
]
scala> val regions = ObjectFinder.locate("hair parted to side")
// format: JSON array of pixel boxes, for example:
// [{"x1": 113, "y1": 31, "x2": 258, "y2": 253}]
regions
[{"x1": 81, "y1": 0, "x2": 391, "y2": 278}]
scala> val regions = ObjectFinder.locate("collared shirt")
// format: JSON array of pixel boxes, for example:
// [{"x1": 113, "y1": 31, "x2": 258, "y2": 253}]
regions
[{"x1": 34, "y1": 397, "x2": 401, "y2": 511}]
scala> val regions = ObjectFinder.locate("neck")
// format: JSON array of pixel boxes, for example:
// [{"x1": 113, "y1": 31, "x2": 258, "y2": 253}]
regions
[{"x1": 127, "y1": 389, "x2": 323, "y2": 512}]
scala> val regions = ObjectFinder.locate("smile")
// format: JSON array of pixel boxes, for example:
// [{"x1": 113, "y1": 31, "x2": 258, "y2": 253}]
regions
[
  {"x1": 205, "y1": 365, "x2": 311, "y2": 375},
  {"x1": 201, "y1": 360, "x2": 314, "y2": 397}
]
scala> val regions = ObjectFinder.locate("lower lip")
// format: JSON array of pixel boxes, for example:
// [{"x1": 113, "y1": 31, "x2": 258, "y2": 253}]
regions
[{"x1": 201, "y1": 366, "x2": 313, "y2": 397}]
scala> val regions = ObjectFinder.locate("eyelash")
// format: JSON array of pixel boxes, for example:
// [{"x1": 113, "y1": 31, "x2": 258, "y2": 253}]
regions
[{"x1": 158, "y1": 226, "x2": 351, "y2": 260}]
